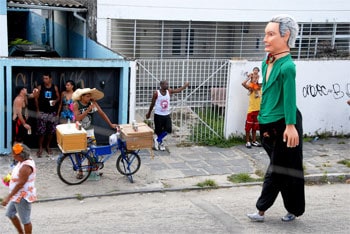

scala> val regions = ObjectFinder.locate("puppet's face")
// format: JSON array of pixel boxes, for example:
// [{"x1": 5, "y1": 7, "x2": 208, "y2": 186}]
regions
[{"x1": 264, "y1": 22, "x2": 289, "y2": 54}]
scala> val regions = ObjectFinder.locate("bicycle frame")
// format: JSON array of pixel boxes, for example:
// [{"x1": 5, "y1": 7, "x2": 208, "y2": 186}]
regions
[{"x1": 57, "y1": 132, "x2": 141, "y2": 185}]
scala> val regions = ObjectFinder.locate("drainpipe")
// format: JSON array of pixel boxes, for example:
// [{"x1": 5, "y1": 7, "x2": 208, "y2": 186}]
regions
[
  {"x1": 0, "y1": 0, "x2": 8, "y2": 56},
  {"x1": 73, "y1": 11, "x2": 87, "y2": 58}
]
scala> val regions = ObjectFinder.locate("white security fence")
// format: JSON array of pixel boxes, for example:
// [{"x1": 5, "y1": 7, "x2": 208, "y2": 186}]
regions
[{"x1": 131, "y1": 59, "x2": 230, "y2": 144}]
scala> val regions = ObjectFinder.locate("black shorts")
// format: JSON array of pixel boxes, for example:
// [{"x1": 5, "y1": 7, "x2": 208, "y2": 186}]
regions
[{"x1": 154, "y1": 114, "x2": 172, "y2": 135}]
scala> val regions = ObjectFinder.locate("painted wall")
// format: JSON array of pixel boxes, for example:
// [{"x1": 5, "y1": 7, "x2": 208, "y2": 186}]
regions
[
  {"x1": 21, "y1": 8, "x2": 123, "y2": 59},
  {"x1": 53, "y1": 11, "x2": 68, "y2": 56},
  {"x1": 68, "y1": 30, "x2": 123, "y2": 59},
  {"x1": 86, "y1": 39, "x2": 124, "y2": 59},
  {"x1": 96, "y1": 0, "x2": 350, "y2": 46},
  {"x1": 225, "y1": 60, "x2": 350, "y2": 138},
  {"x1": 26, "y1": 10, "x2": 47, "y2": 45}
]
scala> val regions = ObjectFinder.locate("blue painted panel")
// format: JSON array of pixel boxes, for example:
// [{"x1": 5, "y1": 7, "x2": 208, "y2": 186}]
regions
[
  {"x1": 69, "y1": 31, "x2": 123, "y2": 59},
  {"x1": 0, "y1": 66, "x2": 5, "y2": 152},
  {"x1": 87, "y1": 39, "x2": 124, "y2": 59},
  {"x1": 0, "y1": 58, "x2": 128, "y2": 67},
  {"x1": 68, "y1": 31, "x2": 84, "y2": 57},
  {"x1": 0, "y1": 0, "x2": 6, "y2": 15},
  {"x1": 6, "y1": 68, "x2": 12, "y2": 151},
  {"x1": 119, "y1": 67, "x2": 129, "y2": 123}
]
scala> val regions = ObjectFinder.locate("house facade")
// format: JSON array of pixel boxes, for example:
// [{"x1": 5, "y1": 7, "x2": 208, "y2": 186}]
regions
[{"x1": 0, "y1": 0, "x2": 130, "y2": 152}]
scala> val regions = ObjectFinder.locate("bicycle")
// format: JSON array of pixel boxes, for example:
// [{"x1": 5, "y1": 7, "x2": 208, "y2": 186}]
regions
[{"x1": 57, "y1": 131, "x2": 141, "y2": 185}]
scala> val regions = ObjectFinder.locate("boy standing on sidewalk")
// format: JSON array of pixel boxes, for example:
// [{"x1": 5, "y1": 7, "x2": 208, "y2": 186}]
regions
[
  {"x1": 146, "y1": 80, "x2": 189, "y2": 151},
  {"x1": 242, "y1": 67, "x2": 262, "y2": 148}
]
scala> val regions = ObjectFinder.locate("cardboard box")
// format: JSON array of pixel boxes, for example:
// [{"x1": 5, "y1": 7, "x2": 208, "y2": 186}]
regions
[
  {"x1": 56, "y1": 123, "x2": 87, "y2": 153},
  {"x1": 120, "y1": 123, "x2": 154, "y2": 150}
]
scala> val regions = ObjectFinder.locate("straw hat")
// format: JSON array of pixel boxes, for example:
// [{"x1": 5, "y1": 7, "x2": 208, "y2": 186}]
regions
[{"x1": 72, "y1": 88, "x2": 104, "y2": 101}]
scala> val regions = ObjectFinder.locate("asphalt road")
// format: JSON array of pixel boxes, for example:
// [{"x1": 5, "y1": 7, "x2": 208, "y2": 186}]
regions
[{"x1": 1, "y1": 183, "x2": 349, "y2": 234}]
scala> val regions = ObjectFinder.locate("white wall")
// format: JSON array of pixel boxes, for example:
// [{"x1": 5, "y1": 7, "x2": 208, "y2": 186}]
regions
[
  {"x1": 96, "y1": 0, "x2": 350, "y2": 48},
  {"x1": 97, "y1": 0, "x2": 350, "y2": 22},
  {"x1": 225, "y1": 60, "x2": 350, "y2": 137},
  {"x1": 0, "y1": 15, "x2": 8, "y2": 56},
  {"x1": 0, "y1": 0, "x2": 7, "y2": 56}
]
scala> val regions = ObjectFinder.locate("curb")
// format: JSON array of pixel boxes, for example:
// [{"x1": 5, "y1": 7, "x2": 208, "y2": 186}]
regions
[
  {"x1": 35, "y1": 173, "x2": 350, "y2": 203},
  {"x1": 304, "y1": 173, "x2": 350, "y2": 184}
]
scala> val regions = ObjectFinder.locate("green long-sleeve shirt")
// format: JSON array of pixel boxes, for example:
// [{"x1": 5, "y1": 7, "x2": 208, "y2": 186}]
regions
[{"x1": 258, "y1": 54, "x2": 297, "y2": 125}]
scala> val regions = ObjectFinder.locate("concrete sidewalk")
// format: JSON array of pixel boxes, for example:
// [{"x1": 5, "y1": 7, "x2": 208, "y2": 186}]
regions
[{"x1": 0, "y1": 137, "x2": 349, "y2": 201}]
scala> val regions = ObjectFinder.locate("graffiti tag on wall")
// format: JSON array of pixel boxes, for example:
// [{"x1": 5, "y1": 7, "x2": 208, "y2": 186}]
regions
[
  {"x1": 13, "y1": 70, "x2": 88, "y2": 92},
  {"x1": 302, "y1": 83, "x2": 350, "y2": 99}
]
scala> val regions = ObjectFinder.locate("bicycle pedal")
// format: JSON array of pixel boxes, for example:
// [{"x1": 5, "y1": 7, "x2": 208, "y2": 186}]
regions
[{"x1": 90, "y1": 164, "x2": 100, "y2": 171}]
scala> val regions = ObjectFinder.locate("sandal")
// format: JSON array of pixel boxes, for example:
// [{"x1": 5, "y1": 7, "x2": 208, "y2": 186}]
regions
[
  {"x1": 36, "y1": 150, "x2": 43, "y2": 158},
  {"x1": 76, "y1": 172, "x2": 84, "y2": 179},
  {"x1": 46, "y1": 147, "x2": 53, "y2": 155}
]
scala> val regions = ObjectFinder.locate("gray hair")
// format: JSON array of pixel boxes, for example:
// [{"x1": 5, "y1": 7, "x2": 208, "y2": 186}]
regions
[{"x1": 270, "y1": 14, "x2": 299, "y2": 48}]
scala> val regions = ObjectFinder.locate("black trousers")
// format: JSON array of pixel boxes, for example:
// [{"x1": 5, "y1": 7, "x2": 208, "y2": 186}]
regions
[
  {"x1": 154, "y1": 114, "x2": 172, "y2": 136},
  {"x1": 256, "y1": 110, "x2": 305, "y2": 217}
]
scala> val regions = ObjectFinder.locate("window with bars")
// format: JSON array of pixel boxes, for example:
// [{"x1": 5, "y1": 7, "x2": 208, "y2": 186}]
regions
[
  {"x1": 186, "y1": 29, "x2": 194, "y2": 55},
  {"x1": 109, "y1": 19, "x2": 350, "y2": 60},
  {"x1": 172, "y1": 29, "x2": 181, "y2": 55}
]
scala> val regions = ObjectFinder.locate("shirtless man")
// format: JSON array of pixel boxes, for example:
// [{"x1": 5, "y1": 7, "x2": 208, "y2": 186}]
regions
[{"x1": 12, "y1": 86, "x2": 38, "y2": 144}]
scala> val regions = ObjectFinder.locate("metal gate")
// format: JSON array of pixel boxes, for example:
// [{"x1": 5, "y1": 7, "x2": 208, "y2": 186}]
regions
[{"x1": 134, "y1": 59, "x2": 230, "y2": 145}]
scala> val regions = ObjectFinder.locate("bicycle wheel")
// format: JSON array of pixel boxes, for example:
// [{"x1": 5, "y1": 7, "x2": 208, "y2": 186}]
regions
[
  {"x1": 57, "y1": 153, "x2": 92, "y2": 185},
  {"x1": 116, "y1": 151, "x2": 141, "y2": 176}
]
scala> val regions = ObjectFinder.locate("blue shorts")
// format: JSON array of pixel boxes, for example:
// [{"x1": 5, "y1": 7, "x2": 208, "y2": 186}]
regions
[{"x1": 5, "y1": 198, "x2": 32, "y2": 225}]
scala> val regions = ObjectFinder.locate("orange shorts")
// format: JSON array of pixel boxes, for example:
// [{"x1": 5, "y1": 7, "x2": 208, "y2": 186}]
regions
[{"x1": 248, "y1": 83, "x2": 260, "y2": 90}]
